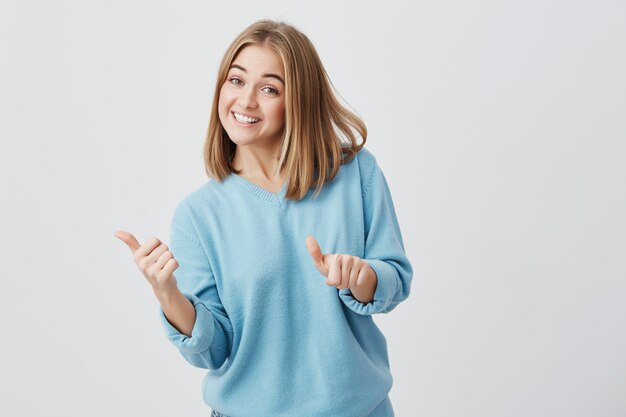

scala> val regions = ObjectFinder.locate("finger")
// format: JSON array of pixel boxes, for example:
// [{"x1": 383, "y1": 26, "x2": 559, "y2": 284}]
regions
[
  {"x1": 114, "y1": 230, "x2": 141, "y2": 254},
  {"x1": 339, "y1": 255, "x2": 353, "y2": 289},
  {"x1": 327, "y1": 255, "x2": 341, "y2": 287},
  {"x1": 153, "y1": 248, "x2": 173, "y2": 270},
  {"x1": 147, "y1": 243, "x2": 169, "y2": 265},
  {"x1": 152, "y1": 258, "x2": 179, "y2": 291},
  {"x1": 348, "y1": 261, "x2": 361, "y2": 289},
  {"x1": 135, "y1": 237, "x2": 163, "y2": 259},
  {"x1": 305, "y1": 235, "x2": 329, "y2": 277},
  {"x1": 356, "y1": 265, "x2": 369, "y2": 287},
  {"x1": 160, "y1": 258, "x2": 179, "y2": 279}
]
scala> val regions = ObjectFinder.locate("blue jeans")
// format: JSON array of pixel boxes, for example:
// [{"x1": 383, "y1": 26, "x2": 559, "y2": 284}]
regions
[{"x1": 211, "y1": 410, "x2": 229, "y2": 417}]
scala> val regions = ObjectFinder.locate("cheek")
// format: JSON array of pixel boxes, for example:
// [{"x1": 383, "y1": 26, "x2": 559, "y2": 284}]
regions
[
  {"x1": 272, "y1": 103, "x2": 286, "y2": 123},
  {"x1": 217, "y1": 88, "x2": 226, "y2": 110},
  {"x1": 217, "y1": 90, "x2": 231, "y2": 121},
  {"x1": 218, "y1": 84, "x2": 233, "y2": 106}
]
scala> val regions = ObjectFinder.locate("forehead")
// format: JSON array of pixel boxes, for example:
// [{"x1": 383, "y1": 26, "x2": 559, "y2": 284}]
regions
[{"x1": 230, "y1": 45, "x2": 284, "y2": 76}]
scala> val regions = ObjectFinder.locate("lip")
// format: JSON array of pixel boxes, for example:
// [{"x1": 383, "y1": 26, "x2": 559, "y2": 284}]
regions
[
  {"x1": 232, "y1": 110, "x2": 261, "y2": 120},
  {"x1": 231, "y1": 111, "x2": 261, "y2": 127}
]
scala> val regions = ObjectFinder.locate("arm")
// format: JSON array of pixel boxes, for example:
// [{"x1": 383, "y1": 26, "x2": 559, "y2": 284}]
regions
[
  {"x1": 338, "y1": 153, "x2": 413, "y2": 315},
  {"x1": 158, "y1": 202, "x2": 233, "y2": 369},
  {"x1": 155, "y1": 287, "x2": 195, "y2": 337}
]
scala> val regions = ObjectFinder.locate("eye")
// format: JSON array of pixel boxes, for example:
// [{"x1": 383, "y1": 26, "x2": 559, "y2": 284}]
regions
[
  {"x1": 227, "y1": 76, "x2": 279, "y2": 96},
  {"x1": 262, "y1": 86, "x2": 279, "y2": 95}
]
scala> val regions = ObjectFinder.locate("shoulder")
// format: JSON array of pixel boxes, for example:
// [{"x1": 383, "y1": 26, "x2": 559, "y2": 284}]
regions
[
  {"x1": 352, "y1": 145, "x2": 380, "y2": 185},
  {"x1": 334, "y1": 145, "x2": 381, "y2": 196},
  {"x1": 171, "y1": 179, "x2": 221, "y2": 228},
  {"x1": 354, "y1": 145, "x2": 377, "y2": 169}
]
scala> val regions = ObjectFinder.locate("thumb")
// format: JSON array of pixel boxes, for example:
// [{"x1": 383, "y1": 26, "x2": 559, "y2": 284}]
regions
[
  {"x1": 114, "y1": 230, "x2": 141, "y2": 254},
  {"x1": 305, "y1": 235, "x2": 329, "y2": 277}
]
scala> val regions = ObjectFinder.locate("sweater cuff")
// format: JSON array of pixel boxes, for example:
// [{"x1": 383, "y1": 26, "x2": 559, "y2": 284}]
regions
[
  {"x1": 159, "y1": 293, "x2": 215, "y2": 354},
  {"x1": 338, "y1": 259, "x2": 399, "y2": 315}
]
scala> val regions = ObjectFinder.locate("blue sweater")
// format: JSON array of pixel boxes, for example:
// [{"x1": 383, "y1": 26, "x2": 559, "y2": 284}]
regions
[{"x1": 159, "y1": 147, "x2": 413, "y2": 417}]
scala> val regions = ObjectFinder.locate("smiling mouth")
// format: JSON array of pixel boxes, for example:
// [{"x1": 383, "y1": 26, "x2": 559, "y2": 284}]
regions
[{"x1": 232, "y1": 111, "x2": 260, "y2": 124}]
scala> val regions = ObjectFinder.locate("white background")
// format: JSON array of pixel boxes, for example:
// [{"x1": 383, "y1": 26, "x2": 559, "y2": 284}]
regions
[{"x1": 1, "y1": 0, "x2": 625, "y2": 416}]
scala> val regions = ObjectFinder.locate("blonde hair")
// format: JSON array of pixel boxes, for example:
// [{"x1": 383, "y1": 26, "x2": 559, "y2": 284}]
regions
[{"x1": 203, "y1": 19, "x2": 367, "y2": 201}]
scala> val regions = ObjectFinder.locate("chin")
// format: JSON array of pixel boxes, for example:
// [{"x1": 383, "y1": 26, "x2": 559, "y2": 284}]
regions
[{"x1": 226, "y1": 134, "x2": 261, "y2": 147}]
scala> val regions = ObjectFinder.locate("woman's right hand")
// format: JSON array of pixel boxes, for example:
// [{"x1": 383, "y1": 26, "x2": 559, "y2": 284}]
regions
[{"x1": 114, "y1": 230, "x2": 179, "y2": 296}]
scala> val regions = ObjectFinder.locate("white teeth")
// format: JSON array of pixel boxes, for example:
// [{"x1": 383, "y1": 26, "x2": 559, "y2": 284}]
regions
[{"x1": 233, "y1": 112, "x2": 258, "y2": 123}]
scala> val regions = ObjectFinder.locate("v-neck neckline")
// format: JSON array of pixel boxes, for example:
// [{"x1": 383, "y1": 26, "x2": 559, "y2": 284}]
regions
[{"x1": 226, "y1": 173, "x2": 288, "y2": 205}]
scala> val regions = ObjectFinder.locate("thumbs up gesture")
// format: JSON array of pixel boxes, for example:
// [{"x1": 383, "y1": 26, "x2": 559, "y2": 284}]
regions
[
  {"x1": 306, "y1": 235, "x2": 377, "y2": 302},
  {"x1": 114, "y1": 230, "x2": 179, "y2": 296}
]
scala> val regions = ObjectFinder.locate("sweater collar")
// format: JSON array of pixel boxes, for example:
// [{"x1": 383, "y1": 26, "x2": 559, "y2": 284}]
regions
[{"x1": 225, "y1": 173, "x2": 288, "y2": 205}]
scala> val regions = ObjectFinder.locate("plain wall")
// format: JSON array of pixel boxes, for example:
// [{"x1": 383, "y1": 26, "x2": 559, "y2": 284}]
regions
[{"x1": 1, "y1": 0, "x2": 624, "y2": 416}]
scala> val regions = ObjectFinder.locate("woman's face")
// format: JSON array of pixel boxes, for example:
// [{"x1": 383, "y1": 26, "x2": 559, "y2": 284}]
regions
[{"x1": 218, "y1": 45, "x2": 286, "y2": 150}]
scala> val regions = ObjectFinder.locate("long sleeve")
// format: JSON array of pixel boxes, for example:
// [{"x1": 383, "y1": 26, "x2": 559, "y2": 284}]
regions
[
  {"x1": 158, "y1": 201, "x2": 233, "y2": 369},
  {"x1": 338, "y1": 155, "x2": 413, "y2": 315},
  {"x1": 155, "y1": 150, "x2": 403, "y2": 415}
]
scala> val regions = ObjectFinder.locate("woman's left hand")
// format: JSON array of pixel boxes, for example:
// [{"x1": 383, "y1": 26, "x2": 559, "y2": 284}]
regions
[{"x1": 305, "y1": 235, "x2": 377, "y2": 290}]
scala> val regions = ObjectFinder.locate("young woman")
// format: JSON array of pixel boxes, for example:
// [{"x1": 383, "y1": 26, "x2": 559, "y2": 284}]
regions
[{"x1": 115, "y1": 19, "x2": 412, "y2": 417}]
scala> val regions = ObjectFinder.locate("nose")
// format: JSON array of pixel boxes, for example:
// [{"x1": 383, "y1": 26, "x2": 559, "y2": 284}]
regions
[{"x1": 237, "y1": 85, "x2": 258, "y2": 109}]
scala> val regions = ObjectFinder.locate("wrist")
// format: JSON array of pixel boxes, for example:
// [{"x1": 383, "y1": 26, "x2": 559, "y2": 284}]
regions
[{"x1": 153, "y1": 287, "x2": 181, "y2": 305}]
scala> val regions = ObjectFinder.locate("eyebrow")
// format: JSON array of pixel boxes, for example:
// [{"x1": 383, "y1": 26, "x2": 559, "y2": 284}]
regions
[{"x1": 229, "y1": 64, "x2": 285, "y2": 85}]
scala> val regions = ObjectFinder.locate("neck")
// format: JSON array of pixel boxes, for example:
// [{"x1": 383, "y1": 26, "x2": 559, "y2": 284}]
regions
[{"x1": 232, "y1": 143, "x2": 285, "y2": 183}]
